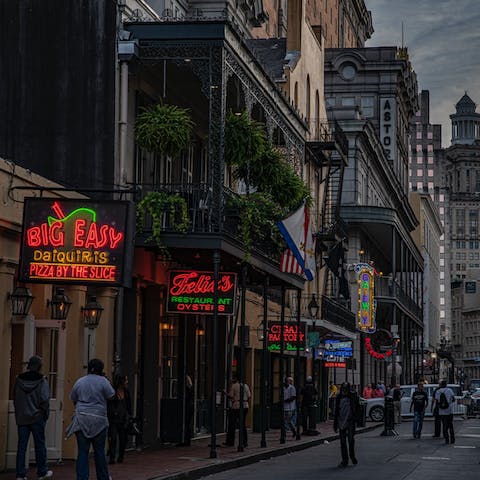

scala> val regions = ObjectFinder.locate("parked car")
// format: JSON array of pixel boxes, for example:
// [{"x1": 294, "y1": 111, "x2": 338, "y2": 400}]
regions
[{"x1": 365, "y1": 384, "x2": 467, "y2": 422}]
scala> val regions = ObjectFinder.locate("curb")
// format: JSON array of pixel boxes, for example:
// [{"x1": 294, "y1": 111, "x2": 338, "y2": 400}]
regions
[{"x1": 151, "y1": 423, "x2": 382, "y2": 480}]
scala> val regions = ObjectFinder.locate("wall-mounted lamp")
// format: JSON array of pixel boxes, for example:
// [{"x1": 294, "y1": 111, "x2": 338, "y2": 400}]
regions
[
  {"x1": 9, "y1": 286, "x2": 34, "y2": 316},
  {"x1": 308, "y1": 294, "x2": 319, "y2": 319},
  {"x1": 47, "y1": 288, "x2": 72, "y2": 320},
  {"x1": 82, "y1": 296, "x2": 104, "y2": 329}
]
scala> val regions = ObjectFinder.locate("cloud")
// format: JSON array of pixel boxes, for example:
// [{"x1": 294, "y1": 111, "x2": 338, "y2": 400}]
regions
[{"x1": 365, "y1": 0, "x2": 480, "y2": 145}]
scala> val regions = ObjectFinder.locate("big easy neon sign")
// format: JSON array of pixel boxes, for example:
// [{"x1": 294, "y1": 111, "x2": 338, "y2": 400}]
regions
[
  {"x1": 19, "y1": 198, "x2": 134, "y2": 286},
  {"x1": 167, "y1": 270, "x2": 237, "y2": 315}
]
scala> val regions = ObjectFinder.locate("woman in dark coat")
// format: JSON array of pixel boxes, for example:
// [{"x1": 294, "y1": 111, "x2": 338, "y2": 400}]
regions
[
  {"x1": 108, "y1": 375, "x2": 132, "y2": 463},
  {"x1": 333, "y1": 382, "x2": 360, "y2": 467}
]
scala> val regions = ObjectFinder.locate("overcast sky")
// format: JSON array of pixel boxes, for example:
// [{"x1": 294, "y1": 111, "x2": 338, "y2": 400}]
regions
[{"x1": 365, "y1": 0, "x2": 480, "y2": 146}]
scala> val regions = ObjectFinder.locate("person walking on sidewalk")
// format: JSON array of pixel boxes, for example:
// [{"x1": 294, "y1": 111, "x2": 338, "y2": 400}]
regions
[
  {"x1": 14, "y1": 355, "x2": 53, "y2": 480},
  {"x1": 108, "y1": 374, "x2": 132, "y2": 463},
  {"x1": 225, "y1": 375, "x2": 251, "y2": 447},
  {"x1": 283, "y1": 377, "x2": 297, "y2": 438},
  {"x1": 333, "y1": 382, "x2": 359, "y2": 467},
  {"x1": 66, "y1": 358, "x2": 115, "y2": 480},
  {"x1": 435, "y1": 379, "x2": 456, "y2": 444},
  {"x1": 410, "y1": 381, "x2": 428, "y2": 438},
  {"x1": 328, "y1": 381, "x2": 338, "y2": 418},
  {"x1": 431, "y1": 384, "x2": 442, "y2": 438},
  {"x1": 300, "y1": 376, "x2": 318, "y2": 435}
]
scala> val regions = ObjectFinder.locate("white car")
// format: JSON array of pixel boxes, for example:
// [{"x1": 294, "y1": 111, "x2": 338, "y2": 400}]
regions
[{"x1": 365, "y1": 384, "x2": 466, "y2": 422}]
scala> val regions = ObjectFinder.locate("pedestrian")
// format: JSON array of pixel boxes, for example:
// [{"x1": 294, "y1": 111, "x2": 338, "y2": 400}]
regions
[
  {"x1": 392, "y1": 384, "x2": 402, "y2": 424},
  {"x1": 431, "y1": 383, "x2": 442, "y2": 438},
  {"x1": 107, "y1": 374, "x2": 132, "y2": 463},
  {"x1": 333, "y1": 382, "x2": 359, "y2": 467},
  {"x1": 372, "y1": 383, "x2": 384, "y2": 398},
  {"x1": 435, "y1": 379, "x2": 456, "y2": 444},
  {"x1": 225, "y1": 374, "x2": 251, "y2": 447},
  {"x1": 14, "y1": 355, "x2": 53, "y2": 480},
  {"x1": 300, "y1": 376, "x2": 318, "y2": 435},
  {"x1": 410, "y1": 381, "x2": 428, "y2": 438},
  {"x1": 178, "y1": 375, "x2": 194, "y2": 446},
  {"x1": 283, "y1": 377, "x2": 297, "y2": 438},
  {"x1": 328, "y1": 381, "x2": 338, "y2": 418},
  {"x1": 66, "y1": 358, "x2": 115, "y2": 480},
  {"x1": 362, "y1": 383, "x2": 373, "y2": 399}
]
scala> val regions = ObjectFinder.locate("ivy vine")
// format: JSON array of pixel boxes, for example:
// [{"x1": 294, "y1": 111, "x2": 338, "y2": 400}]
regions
[{"x1": 136, "y1": 191, "x2": 191, "y2": 256}]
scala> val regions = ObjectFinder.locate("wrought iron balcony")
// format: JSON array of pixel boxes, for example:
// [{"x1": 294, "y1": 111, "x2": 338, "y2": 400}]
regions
[
  {"x1": 375, "y1": 276, "x2": 422, "y2": 320},
  {"x1": 136, "y1": 183, "x2": 284, "y2": 261}
]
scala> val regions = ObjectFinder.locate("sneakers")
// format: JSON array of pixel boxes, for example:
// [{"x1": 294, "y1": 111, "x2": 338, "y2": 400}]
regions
[{"x1": 37, "y1": 471, "x2": 53, "y2": 480}]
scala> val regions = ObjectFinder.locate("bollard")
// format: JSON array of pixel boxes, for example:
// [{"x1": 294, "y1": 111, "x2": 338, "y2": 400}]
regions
[{"x1": 381, "y1": 396, "x2": 398, "y2": 436}]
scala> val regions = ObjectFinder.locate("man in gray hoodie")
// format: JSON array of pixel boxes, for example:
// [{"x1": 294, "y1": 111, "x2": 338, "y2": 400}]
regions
[{"x1": 14, "y1": 355, "x2": 53, "y2": 480}]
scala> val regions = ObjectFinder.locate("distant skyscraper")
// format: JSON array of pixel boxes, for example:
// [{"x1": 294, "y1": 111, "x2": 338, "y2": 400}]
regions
[{"x1": 409, "y1": 91, "x2": 448, "y2": 341}]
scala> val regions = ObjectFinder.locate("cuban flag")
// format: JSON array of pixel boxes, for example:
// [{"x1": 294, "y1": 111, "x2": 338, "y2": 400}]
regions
[{"x1": 277, "y1": 204, "x2": 316, "y2": 281}]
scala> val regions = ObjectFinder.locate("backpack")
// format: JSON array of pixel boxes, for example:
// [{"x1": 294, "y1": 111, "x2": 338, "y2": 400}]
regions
[{"x1": 438, "y1": 391, "x2": 449, "y2": 409}]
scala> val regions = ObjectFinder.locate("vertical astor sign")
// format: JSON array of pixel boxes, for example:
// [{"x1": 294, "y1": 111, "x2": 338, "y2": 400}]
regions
[{"x1": 355, "y1": 263, "x2": 376, "y2": 333}]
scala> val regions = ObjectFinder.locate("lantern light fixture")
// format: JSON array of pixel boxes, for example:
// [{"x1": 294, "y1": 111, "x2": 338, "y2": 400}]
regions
[
  {"x1": 308, "y1": 294, "x2": 319, "y2": 319},
  {"x1": 82, "y1": 296, "x2": 104, "y2": 329},
  {"x1": 47, "y1": 288, "x2": 72, "y2": 320},
  {"x1": 9, "y1": 286, "x2": 35, "y2": 316}
]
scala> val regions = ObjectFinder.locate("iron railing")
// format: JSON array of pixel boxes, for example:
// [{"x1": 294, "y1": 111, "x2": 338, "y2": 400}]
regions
[
  {"x1": 306, "y1": 119, "x2": 349, "y2": 158},
  {"x1": 375, "y1": 276, "x2": 422, "y2": 319}
]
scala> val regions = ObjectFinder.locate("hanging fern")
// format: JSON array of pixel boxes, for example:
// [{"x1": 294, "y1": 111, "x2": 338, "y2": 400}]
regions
[
  {"x1": 136, "y1": 191, "x2": 191, "y2": 256},
  {"x1": 135, "y1": 104, "x2": 194, "y2": 157}
]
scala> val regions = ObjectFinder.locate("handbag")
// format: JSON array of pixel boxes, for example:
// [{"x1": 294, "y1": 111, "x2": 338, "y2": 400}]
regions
[{"x1": 126, "y1": 416, "x2": 140, "y2": 436}]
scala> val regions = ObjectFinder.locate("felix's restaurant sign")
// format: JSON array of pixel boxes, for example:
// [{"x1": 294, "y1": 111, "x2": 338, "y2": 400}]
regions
[
  {"x1": 267, "y1": 321, "x2": 305, "y2": 352},
  {"x1": 167, "y1": 270, "x2": 237, "y2": 315},
  {"x1": 19, "y1": 198, "x2": 134, "y2": 286}
]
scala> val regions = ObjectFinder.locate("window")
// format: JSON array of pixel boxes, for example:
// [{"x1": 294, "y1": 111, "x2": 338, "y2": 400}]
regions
[
  {"x1": 428, "y1": 182, "x2": 434, "y2": 190},
  {"x1": 476, "y1": 171, "x2": 480, "y2": 192},
  {"x1": 428, "y1": 131, "x2": 433, "y2": 139},
  {"x1": 417, "y1": 169, "x2": 423, "y2": 177},
  {"x1": 440, "y1": 207, "x2": 444, "y2": 214},
  {"x1": 360, "y1": 96, "x2": 374, "y2": 117},
  {"x1": 428, "y1": 169, "x2": 434, "y2": 177},
  {"x1": 416, "y1": 144, "x2": 422, "y2": 152},
  {"x1": 440, "y1": 194, "x2": 445, "y2": 202},
  {"x1": 470, "y1": 210, "x2": 478, "y2": 236},
  {"x1": 341, "y1": 97, "x2": 355, "y2": 107},
  {"x1": 427, "y1": 144, "x2": 433, "y2": 152},
  {"x1": 428, "y1": 156, "x2": 434, "y2": 164},
  {"x1": 440, "y1": 285, "x2": 445, "y2": 292},
  {"x1": 326, "y1": 96, "x2": 336, "y2": 108},
  {"x1": 417, "y1": 157, "x2": 423, "y2": 165},
  {"x1": 417, "y1": 182, "x2": 423, "y2": 190},
  {"x1": 416, "y1": 132, "x2": 422, "y2": 139}
]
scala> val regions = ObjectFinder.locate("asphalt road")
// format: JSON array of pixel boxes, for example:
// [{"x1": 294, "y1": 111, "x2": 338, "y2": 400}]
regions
[{"x1": 201, "y1": 418, "x2": 480, "y2": 480}]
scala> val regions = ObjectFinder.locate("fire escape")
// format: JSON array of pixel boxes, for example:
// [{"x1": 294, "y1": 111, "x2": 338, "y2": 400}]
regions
[{"x1": 307, "y1": 119, "x2": 355, "y2": 332}]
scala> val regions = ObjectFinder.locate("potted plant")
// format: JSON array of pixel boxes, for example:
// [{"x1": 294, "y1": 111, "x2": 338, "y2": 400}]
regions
[{"x1": 135, "y1": 103, "x2": 194, "y2": 157}]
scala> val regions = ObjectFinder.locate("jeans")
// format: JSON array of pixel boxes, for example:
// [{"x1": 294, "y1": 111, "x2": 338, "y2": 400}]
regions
[
  {"x1": 441, "y1": 414, "x2": 455, "y2": 443},
  {"x1": 413, "y1": 410, "x2": 425, "y2": 437},
  {"x1": 226, "y1": 409, "x2": 248, "y2": 446},
  {"x1": 16, "y1": 419, "x2": 48, "y2": 478},
  {"x1": 283, "y1": 410, "x2": 296, "y2": 435},
  {"x1": 76, "y1": 428, "x2": 110, "y2": 480},
  {"x1": 108, "y1": 421, "x2": 127, "y2": 462},
  {"x1": 339, "y1": 423, "x2": 356, "y2": 464}
]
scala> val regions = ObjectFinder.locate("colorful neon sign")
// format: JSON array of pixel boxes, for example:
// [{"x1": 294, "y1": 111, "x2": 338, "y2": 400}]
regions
[
  {"x1": 167, "y1": 270, "x2": 237, "y2": 315},
  {"x1": 325, "y1": 361, "x2": 346, "y2": 368},
  {"x1": 19, "y1": 198, "x2": 134, "y2": 286},
  {"x1": 355, "y1": 263, "x2": 376, "y2": 333},
  {"x1": 324, "y1": 339, "x2": 353, "y2": 358},
  {"x1": 267, "y1": 321, "x2": 306, "y2": 352}
]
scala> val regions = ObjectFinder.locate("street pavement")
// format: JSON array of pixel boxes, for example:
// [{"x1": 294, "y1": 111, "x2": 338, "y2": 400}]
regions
[
  {"x1": 200, "y1": 418, "x2": 480, "y2": 480},
  {"x1": 0, "y1": 420, "x2": 377, "y2": 480}
]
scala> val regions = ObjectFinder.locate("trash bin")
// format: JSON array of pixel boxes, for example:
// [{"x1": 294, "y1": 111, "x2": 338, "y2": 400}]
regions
[
  {"x1": 356, "y1": 398, "x2": 367, "y2": 427},
  {"x1": 383, "y1": 395, "x2": 396, "y2": 434}
]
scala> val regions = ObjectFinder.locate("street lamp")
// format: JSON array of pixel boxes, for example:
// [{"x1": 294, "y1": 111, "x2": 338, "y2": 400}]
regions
[
  {"x1": 431, "y1": 352, "x2": 438, "y2": 384},
  {"x1": 47, "y1": 288, "x2": 72, "y2": 320},
  {"x1": 308, "y1": 294, "x2": 319, "y2": 319},
  {"x1": 82, "y1": 296, "x2": 104, "y2": 329},
  {"x1": 9, "y1": 286, "x2": 34, "y2": 316}
]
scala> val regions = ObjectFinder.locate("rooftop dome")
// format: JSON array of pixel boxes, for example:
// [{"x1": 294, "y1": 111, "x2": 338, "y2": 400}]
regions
[{"x1": 455, "y1": 93, "x2": 477, "y2": 114}]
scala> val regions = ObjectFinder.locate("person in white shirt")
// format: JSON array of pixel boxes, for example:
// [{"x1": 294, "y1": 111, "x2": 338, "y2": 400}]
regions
[
  {"x1": 434, "y1": 379, "x2": 456, "y2": 444},
  {"x1": 225, "y1": 375, "x2": 251, "y2": 447},
  {"x1": 283, "y1": 377, "x2": 297, "y2": 438}
]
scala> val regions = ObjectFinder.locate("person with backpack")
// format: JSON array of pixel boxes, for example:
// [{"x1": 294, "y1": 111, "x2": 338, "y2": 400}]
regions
[
  {"x1": 409, "y1": 381, "x2": 429, "y2": 438},
  {"x1": 435, "y1": 379, "x2": 456, "y2": 444}
]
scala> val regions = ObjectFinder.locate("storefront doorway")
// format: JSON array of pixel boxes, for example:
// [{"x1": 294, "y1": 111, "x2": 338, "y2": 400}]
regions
[{"x1": 6, "y1": 317, "x2": 66, "y2": 468}]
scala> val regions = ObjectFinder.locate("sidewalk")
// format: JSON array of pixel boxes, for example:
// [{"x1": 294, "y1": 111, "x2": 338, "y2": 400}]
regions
[{"x1": 1, "y1": 421, "x2": 381, "y2": 480}]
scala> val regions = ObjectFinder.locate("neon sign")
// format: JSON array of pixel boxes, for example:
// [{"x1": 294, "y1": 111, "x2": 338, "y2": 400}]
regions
[
  {"x1": 355, "y1": 263, "x2": 376, "y2": 333},
  {"x1": 267, "y1": 321, "x2": 306, "y2": 352},
  {"x1": 325, "y1": 361, "x2": 346, "y2": 368},
  {"x1": 167, "y1": 270, "x2": 237, "y2": 315},
  {"x1": 19, "y1": 198, "x2": 134, "y2": 286},
  {"x1": 325, "y1": 339, "x2": 353, "y2": 358}
]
